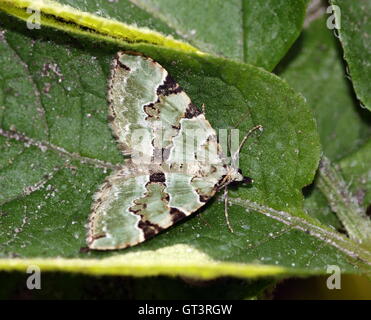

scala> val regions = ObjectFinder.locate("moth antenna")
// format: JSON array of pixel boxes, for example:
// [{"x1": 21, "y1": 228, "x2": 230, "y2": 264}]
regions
[
  {"x1": 202, "y1": 103, "x2": 206, "y2": 114},
  {"x1": 224, "y1": 186, "x2": 234, "y2": 233},
  {"x1": 231, "y1": 125, "x2": 263, "y2": 167}
]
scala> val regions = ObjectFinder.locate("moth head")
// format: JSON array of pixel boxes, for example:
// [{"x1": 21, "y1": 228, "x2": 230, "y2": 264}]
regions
[
  {"x1": 227, "y1": 168, "x2": 254, "y2": 186},
  {"x1": 229, "y1": 167, "x2": 243, "y2": 182}
]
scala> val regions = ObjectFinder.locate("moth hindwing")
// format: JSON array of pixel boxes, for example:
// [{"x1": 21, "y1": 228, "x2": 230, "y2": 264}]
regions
[{"x1": 87, "y1": 52, "x2": 244, "y2": 250}]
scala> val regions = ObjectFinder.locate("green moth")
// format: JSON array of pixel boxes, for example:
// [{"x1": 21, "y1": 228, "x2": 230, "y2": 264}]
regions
[{"x1": 87, "y1": 52, "x2": 260, "y2": 250}]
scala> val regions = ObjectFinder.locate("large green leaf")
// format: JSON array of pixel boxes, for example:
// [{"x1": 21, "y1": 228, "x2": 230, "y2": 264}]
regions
[
  {"x1": 0, "y1": 0, "x2": 309, "y2": 71},
  {"x1": 330, "y1": 0, "x2": 371, "y2": 110},
  {"x1": 113, "y1": 0, "x2": 310, "y2": 69},
  {"x1": 278, "y1": 17, "x2": 371, "y2": 161},
  {"x1": 278, "y1": 17, "x2": 371, "y2": 247},
  {"x1": 0, "y1": 0, "x2": 199, "y2": 54},
  {"x1": 0, "y1": 12, "x2": 370, "y2": 280}
]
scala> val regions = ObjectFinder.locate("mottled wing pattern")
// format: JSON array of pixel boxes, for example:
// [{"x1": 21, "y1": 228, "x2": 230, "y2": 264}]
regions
[
  {"x1": 88, "y1": 53, "x2": 231, "y2": 250},
  {"x1": 108, "y1": 52, "x2": 195, "y2": 161},
  {"x1": 88, "y1": 166, "x2": 218, "y2": 249}
]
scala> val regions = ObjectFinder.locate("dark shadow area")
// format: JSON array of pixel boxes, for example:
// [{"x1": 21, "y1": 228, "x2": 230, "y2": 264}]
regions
[
  {"x1": 273, "y1": 34, "x2": 304, "y2": 75},
  {"x1": 0, "y1": 271, "x2": 272, "y2": 300},
  {"x1": 273, "y1": 274, "x2": 371, "y2": 300}
]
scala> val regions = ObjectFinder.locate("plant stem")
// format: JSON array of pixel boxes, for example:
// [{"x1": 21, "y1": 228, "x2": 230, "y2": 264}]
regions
[
  {"x1": 229, "y1": 197, "x2": 371, "y2": 269},
  {"x1": 317, "y1": 155, "x2": 371, "y2": 244}
]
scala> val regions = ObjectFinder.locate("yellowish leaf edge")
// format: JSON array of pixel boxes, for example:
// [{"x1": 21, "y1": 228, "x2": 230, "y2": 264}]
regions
[
  {"x1": 0, "y1": 0, "x2": 202, "y2": 54},
  {"x1": 0, "y1": 257, "x2": 300, "y2": 279},
  {"x1": 0, "y1": 244, "x2": 315, "y2": 279}
]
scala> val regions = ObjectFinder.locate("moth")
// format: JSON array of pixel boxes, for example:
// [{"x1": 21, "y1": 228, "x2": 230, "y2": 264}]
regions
[{"x1": 87, "y1": 52, "x2": 262, "y2": 250}]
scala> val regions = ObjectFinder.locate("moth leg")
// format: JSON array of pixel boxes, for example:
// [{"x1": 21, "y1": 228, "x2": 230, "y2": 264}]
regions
[{"x1": 224, "y1": 186, "x2": 234, "y2": 233}]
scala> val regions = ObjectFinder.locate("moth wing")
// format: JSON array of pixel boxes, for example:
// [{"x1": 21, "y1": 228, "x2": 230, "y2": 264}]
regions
[
  {"x1": 88, "y1": 165, "x2": 226, "y2": 250},
  {"x1": 108, "y1": 52, "x2": 228, "y2": 167},
  {"x1": 108, "y1": 52, "x2": 192, "y2": 162},
  {"x1": 93, "y1": 52, "x2": 231, "y2": 250}
]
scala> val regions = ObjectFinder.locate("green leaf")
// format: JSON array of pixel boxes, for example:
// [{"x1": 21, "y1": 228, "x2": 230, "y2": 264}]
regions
[
  {"x1": 278, "y1": 17, "x2": 371, "y2": 161},
  {"x1": 330, "y1": 0, "x2": 371, "y2": 110},
  {"x1": 0, "y1": 12, "x2": 370, "y2": 280},
  {"x1": 317, "y1": 156, "x2": 371, "y2": 244},
  {"x1": 303, "y1": 187, "x2": 343, "y2": 230},
  {"x1": 0, "y1": 0, "x2": 200, "y2": 54},
  {"x1": 312, "y1": 144, "x2": 371, "y2": 247},
  {"x1": 339, "y1": 140, "x2": 371, "y2": 211},
  {"x1": 278, "y1": 17, "x2": 371, "y2": 247},
  {"x1": 114, "y1": 0, "x2": 309, "y2": 70},
  {"x1": 0, "y1": 0, "x2": 309, "y2": 70}
]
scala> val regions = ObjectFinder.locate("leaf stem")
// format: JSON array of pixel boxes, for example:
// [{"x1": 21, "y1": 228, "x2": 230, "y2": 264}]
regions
[
  {"x1": 317, "y1": 155, "x2": 371, "y2": 244},
  {"x1": 229, "y1": 197, "x2": 371, "y2": 268},
  {"x1": 0, "y1": 128, "x2": 120, "y2": 171}
]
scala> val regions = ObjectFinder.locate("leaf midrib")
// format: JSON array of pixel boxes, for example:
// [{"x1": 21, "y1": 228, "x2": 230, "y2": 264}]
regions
[{"x1": 229, "y1": 197, "x2": 371, "y2": 269}]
